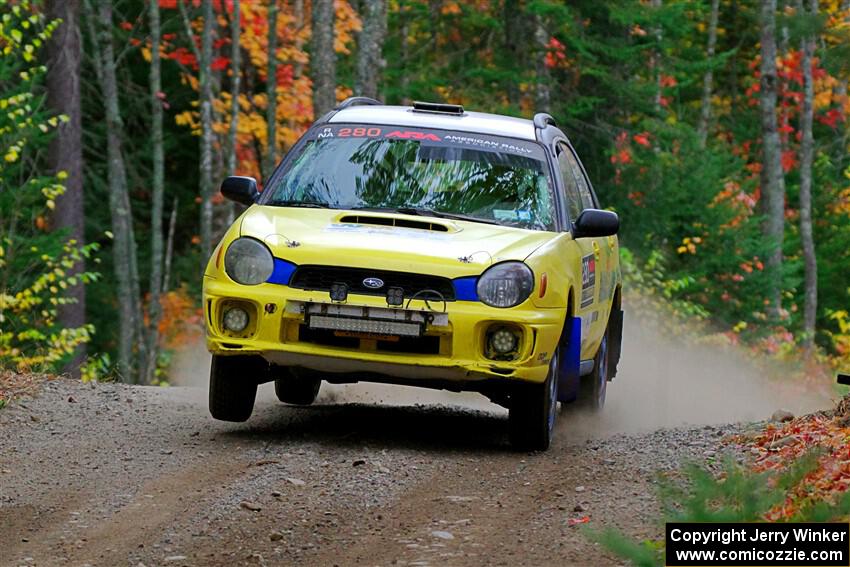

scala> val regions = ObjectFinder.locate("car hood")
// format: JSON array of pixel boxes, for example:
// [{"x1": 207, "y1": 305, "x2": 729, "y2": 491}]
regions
[{"x1": 239, "y1": 206, "x2": 557, "y2": 278}]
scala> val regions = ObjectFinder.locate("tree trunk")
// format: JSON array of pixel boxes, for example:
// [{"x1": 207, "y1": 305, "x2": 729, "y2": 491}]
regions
[
  {"x1": 697, "y1": 0, "x2": 720, "y2": 147},
  {"x1": 355, "y1": 0, "x2": 387, "y2": 100},
  {"x1": 758, "y1": 0, "x2": 786, "y2": 319},
  {"x1": 311, "y1": 0, "x2": 337, "y2": 117},
  {"x1": 198, "y1": 0, "x2": 216, "y2": 266},
  {"x1": 265, "y1": 1, "x2": 279, "y2": 181},
  {"x1": 45, "y1": 0, "x2": 86, "y2": 378},
  {"x1": 502, "y1": 0, "x2": 527, "y2": 108},
  {"x1": 533, "y1": 15, "x2": 550, "y2": 113},
  {"x1": 798, "y1": 0, "x2": 818, "y2": 351},
  {"x1": 226, "y1": 0, "x2": 241, "y2": 225},
  {"x1": 92, "y1": 0, "x2": 144, "y2": 383},
  {"x1": 163, "y1": 197, "x2": 179, "y2": 294},
  {"x1": 143, "y1": 0, "x2": 166, "y2": 384},
  {"x1": 399, "y1": 0, "x2": 410, "y2": 103}
]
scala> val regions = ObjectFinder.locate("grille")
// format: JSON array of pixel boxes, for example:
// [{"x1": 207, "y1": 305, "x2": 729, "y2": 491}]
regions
[{"x1": 289, "y1": 265, "x2": 456, "y2": 301}]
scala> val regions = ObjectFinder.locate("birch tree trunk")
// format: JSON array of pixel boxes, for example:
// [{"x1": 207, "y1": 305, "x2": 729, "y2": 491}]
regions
[
  {"x1": 697, "y1": 0, "x2": 720, "y2": 147},
  {"x1": 143, "y1": 0, "x2": 166, "y2": 384},
  {"x1": 355, "y1": 0, "x2": 387, "y2": 100},
  {"x1": 798, "y1": 0, "x2": 819, "y2": 351},
  {"x1": 758, "y1": 0, "x2": 787, "y2": 319},
  {"x1": 226, "y1": 0, "x2": 241, "y2": 226},
  {"x1": 312, "y1": 0, "x2": 337, "y2": 117},
  {"x1": 198, "y1": 0, "x2": 216, "y2": 266},
  {"x1": 92, "y1": 0, "x2": 144, "y2": 383},
  {"x1": 265, "y1": 1, "x2": 279, "y2": 181},
  {"x1": 46, "y1": 0, "x2": 86, "y2": 377}
]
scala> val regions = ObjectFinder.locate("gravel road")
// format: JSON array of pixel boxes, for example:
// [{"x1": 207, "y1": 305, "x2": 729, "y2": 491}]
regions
[{"x1": 0, "y1": 321, "x2": 830, "y2": 567}]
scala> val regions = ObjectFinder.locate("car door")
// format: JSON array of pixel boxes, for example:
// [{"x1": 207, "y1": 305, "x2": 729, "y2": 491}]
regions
[
  {"x1": 554, "y1": 141, "x2": 601, "y2": 360},
  {"x1": 568, "y1": 144, "x2": 617, "y2": 339}
]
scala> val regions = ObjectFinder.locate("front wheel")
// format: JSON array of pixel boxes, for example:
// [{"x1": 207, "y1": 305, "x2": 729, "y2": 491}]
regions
[
  {"x1": 274, "y1": 367, "x2": 321, "y2": 405},
  {"x1": 209, "y1": 355, "x2": 264, "y2": 422},
  {"x1": 508, "y1": 348, "x2": 560, "y2": 451}
]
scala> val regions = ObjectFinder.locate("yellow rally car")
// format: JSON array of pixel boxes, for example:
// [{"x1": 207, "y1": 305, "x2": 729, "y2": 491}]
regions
[{"x1": 204, "y1": 98, "x2": 624, "y2": 450}]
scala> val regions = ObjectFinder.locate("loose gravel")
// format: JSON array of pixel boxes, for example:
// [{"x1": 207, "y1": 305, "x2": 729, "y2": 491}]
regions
[{"x1": 0, "y1": 378, "x2": 748, "y2": 566}]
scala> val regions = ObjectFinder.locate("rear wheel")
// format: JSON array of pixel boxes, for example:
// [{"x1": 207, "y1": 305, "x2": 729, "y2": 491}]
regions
[
  {"x1": 509, "y1": 348, "x2": 560, "y2": 451},
  {"x1": 578, "y1": 332, "x2": 608, "y2": 412},
  {"x1": 274, "y1": 367, "x2": 321, "y2": 405},
  {"x1": 209, "y1": 355, "x2": 264, "y2": 422}
]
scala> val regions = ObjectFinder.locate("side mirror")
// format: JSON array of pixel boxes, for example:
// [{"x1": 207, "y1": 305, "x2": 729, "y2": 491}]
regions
[
  {"x1": 573, "y1": 209, "x2": 619, "y2": 238},
  {"x1": 221, "y1": 176, "x2": 259, "y2": 206}
]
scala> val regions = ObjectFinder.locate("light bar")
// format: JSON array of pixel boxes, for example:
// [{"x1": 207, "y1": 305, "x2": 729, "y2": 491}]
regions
[{"x1": 309, "y1": 315, "x2": 422, "y2": 337}]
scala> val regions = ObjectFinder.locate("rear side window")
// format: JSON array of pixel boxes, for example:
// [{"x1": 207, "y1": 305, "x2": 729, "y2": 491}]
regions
[
  {"x1": 556, "y1": 142, "x2": 582, "y2": 222},
  {"x1": 562, "y1": 145, "x2": 595, "y2": 211}
]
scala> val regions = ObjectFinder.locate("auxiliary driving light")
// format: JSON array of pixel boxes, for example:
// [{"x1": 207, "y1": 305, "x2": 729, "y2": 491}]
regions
[
  {"x1": 386, "y1": 286, "x2": 404, "y2": 306},
  {"x1": 489, "y1": 328, "x2": 519, "y2": 354},
  {"x1": 223, "y1": 306, "x2": 249, "y2": 332},
  {"x1": 330, "y1": 282, "x2": 349, "y2": 302}
]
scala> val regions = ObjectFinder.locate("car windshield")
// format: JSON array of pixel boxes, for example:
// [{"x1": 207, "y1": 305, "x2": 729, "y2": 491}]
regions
[{"x1": 263, "y1": 124, "x2": 555, "y2": 230}]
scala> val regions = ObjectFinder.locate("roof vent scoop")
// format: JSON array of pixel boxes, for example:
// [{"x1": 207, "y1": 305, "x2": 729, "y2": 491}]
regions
[{"x1": 412, "y1": 101, "x2": 465, "y2": 116}]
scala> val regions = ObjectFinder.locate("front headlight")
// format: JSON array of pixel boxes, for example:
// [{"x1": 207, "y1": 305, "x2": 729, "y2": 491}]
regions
[
  {"x1": 224, "y1": 237, "x2": 274, "y2": 285},
  {"x1": 476, "y1": 261, "x2": 534, "y2": 308}
]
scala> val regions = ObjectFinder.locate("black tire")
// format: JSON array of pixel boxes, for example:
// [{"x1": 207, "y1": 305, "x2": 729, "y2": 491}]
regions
[
  {"x1": 209, "y1": 355, "x2": 263, "y2": 422},
  {"x1": 509, "y1": 347, "x2": 560, "y2": 451},
  {"x1": 578, "y1": 332, "x2": 608, "y2": 412},
  {"x1": 274, "y1": 367, "x2": 321, "y2": 405}
]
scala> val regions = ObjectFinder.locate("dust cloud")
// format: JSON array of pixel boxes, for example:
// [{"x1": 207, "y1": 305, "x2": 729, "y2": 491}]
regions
[
  {"x1": 576, "y1": 315, "x2": 833, "y2": 435},
  {"x1": 169, "y1": 314, "x2": 834, "y2": 434}
]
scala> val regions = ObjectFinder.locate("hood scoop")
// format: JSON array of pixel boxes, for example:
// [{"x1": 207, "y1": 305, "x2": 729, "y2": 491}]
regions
[{"x1": 338, "y1": 214, "x2": 449, "y2": 232}]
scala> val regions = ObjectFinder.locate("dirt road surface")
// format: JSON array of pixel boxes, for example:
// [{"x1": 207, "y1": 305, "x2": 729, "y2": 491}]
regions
[{"x1": 0, "y1": 321, "x2": 831, "y2": 566}]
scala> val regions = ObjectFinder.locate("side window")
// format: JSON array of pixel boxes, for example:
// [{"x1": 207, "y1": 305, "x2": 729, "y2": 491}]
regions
[
  {"x1": 565, "y1": 147, "x2": 595, "y2": 210},
  {"x1": 555, "y1": 142, "x2": 582, "y2": 222}
]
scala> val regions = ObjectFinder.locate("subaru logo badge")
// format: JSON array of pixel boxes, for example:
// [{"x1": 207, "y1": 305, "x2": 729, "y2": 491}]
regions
[{"x1": 362, "y1": 277, "x2": 384, "y2": 289}]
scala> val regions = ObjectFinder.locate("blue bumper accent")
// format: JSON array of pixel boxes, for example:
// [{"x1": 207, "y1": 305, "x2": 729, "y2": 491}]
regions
[
  {"x1": 453, "y1": 276, "x2": 479, "y2": 301},
  {"x1": 267, "y1": 258, "x2": 297, "y2": 285},
  {"x1": 557, "y1": 315, "x2": 582, "y2": 402}
]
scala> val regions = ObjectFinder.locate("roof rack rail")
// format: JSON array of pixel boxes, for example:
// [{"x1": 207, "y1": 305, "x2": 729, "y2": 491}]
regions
[
  {"x1": 335, "y1": 96, "x2": 383, "y2": 111},
  {"x1": 533, "y1": 113, "x2": 556, "y2": 130},
  {"x1": 412, "y1": 101, "x2": 465, "y2": 116}
]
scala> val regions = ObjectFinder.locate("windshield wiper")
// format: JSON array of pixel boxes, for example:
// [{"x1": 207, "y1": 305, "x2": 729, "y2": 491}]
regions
[
  {"x1": 268, "y1": 199, "x2": 333, "y2": 208},
  {"x1": 351, "y1": 206, "x2": 500, "y2": 225}
]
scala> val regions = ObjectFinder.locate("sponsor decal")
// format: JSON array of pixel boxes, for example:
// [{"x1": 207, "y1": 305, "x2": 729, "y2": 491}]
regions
[
  {"x1": 312, "y1": 127, "x2": 541, "y2": 157},
  {"x1": 442, "y1": 134, "x2": 535, "y2": 155},
  {"x1": 580, "y1": 253, "x2": 596, "y2": 309},
  {"x1": 386, "y1": 130, "x2": 442, "y2": 141}
]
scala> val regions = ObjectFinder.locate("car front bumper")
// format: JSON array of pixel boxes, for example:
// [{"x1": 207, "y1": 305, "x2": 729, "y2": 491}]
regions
[{"x1": 203, "y1": 277, "x2": 566, "y2": 385}]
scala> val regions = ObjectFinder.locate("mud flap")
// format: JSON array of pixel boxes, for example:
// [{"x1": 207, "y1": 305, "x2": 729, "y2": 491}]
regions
[
  {"x1": 557, "y1": 316, "x2": 581, "y2": 403},
  {"x1": 608, "y1": 308, "x2": 624, "y2": 379}
]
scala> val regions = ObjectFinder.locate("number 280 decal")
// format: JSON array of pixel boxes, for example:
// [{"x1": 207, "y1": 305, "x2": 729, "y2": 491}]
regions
[
  {"x1": 330, "y1": 127, "x2": 443, "y2": 142},
  {"x1": 338, "y1": 127, "x2": 383, "y2": 137}
]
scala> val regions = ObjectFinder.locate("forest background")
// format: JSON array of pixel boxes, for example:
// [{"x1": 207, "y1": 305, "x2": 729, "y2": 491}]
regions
[{"x1": 1, "y1": 0, "x2": 849, "y2": 384}]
